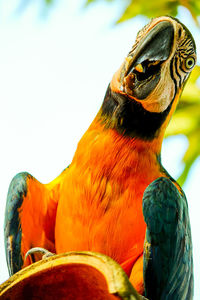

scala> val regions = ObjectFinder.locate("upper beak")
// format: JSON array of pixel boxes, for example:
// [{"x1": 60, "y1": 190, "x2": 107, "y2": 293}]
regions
[{"x1": 127, "y1": 20, "x2": 174, "y2": 75}]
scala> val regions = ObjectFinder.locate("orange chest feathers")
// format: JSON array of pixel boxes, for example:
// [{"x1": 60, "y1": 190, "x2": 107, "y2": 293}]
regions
[{"x1": 55, "y1": 120, "x2": 164, "y2": 267}]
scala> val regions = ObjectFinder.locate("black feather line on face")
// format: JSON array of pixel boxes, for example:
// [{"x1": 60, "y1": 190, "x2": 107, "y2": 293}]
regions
[
  {"x1": 100, "y1": 85, "x2": 173, "y2": 140},
  {"x1": 166, "y1": 16, "x2": 196, "y2": 53}
]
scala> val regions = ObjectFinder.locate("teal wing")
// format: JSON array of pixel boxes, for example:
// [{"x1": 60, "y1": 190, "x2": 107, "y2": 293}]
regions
[
  {"x1": 4, "y1": 171, "x2": 58, "y2": 276},
  {"x1": 143, "y1": 177, "x2": 193, "y2": 300},
  {"x1": 4, "y1": 172, "x2": 30, "y2": 275}
]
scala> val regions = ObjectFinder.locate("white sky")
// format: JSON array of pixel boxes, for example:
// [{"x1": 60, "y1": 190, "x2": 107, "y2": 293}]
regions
[{"x1": 0, "y1": 0, "x2": 199, "y2": 298}]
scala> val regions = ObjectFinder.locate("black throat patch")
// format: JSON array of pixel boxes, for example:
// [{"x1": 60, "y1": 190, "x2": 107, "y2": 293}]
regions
[{"x1": 100, "y1": 85, "x2": 172, "y2": 140}]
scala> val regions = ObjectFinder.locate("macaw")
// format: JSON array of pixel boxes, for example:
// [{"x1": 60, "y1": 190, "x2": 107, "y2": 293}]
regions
[{"x1": 4, "y1": 16, "x2": 196, "y2": 298}]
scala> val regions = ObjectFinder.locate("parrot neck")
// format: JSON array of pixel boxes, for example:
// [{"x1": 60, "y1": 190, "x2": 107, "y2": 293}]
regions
[
  {"x1": 72, "y1": 114, "x2": 163, "y2": 181},
  {"x1": 96, "y1": 84, "x2": 181, "y2": 153},
  {"x1": 90, "y1": 84, "x2": 174, "y2": 155},
  {"x1": 99, "y1": 85, "x2": 173, "y2": 142},
  {"x1": 72, "y1": 84, "x2": 182, "y2": 175}
]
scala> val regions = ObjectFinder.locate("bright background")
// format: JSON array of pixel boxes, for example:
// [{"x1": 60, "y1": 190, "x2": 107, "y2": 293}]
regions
[{"x1": 0, "y1": 0, "x2": 199, "y2": 298}]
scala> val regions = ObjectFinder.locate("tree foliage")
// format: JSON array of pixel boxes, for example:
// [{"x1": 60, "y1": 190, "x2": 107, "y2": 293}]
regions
[
  {"x1": 166, "y1": 66, "x2": 200, "y2": 185},
  {"x1": 86, "y1": 0, "x2": 200, "y2": 25}
]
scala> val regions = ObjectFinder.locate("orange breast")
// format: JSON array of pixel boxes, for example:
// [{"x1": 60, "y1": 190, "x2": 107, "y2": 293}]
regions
[{"x1": 55, "y1": 118, "x2": 164, "y2": 276}]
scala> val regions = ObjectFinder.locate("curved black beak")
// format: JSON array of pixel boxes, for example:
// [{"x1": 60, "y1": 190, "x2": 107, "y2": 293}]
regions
[{"x1": 127, "y1": 21, "x2": 174, "y2": 74}]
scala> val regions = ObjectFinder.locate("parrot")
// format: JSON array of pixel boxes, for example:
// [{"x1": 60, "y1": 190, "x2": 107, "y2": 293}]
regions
[{"x1": 4, "y1": 16, "x2": 196, "y2": 298}]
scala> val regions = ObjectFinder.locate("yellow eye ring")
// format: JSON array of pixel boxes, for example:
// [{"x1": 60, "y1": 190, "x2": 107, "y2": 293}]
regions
[{"x1": 185, "y1": 57, "x2": 195, "y2": 69}]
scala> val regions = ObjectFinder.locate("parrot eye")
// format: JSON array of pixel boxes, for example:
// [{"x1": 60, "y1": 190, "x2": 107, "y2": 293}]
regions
[{"x1": 185, "y1": 57, "x2": 195, "y2": 70}]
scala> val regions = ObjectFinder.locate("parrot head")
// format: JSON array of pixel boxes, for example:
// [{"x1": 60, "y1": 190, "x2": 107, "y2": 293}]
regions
[
  {"x1": 101, "y1": 16, "x2": 196, "y2": 143},
  {"x1": 111, "y1": 16, "x2": 196, "y2": 113}
]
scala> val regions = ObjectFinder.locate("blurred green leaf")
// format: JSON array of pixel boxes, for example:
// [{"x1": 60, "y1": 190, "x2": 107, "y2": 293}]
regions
[
  {"x1": 184, "y1": 0, "x2": 200, "y2": 25},
  {"x1": 85, "y1": 0, "x2": 114, "y2": 5},
  {"x1": 177, "y1": 129, "x2": 200, "y2": 185},
  {"x1": 85, "y1": 0, "x2": 96, "y2": 5},
  {"x1": 165, "y1": 65, "x2": 200, "y2": 184},
  {"x1": 85, "y1": 0, "x2": 200, "y2": 25},
  {"x1": 166, "y1": 66, "x2": 200, "y2": 137},
  {"x1": 117, "y1": 0, "x2": 178, "y2": 23},
  {"x1": 45, "y1": 0, "x2": 54, "y2": 4}
]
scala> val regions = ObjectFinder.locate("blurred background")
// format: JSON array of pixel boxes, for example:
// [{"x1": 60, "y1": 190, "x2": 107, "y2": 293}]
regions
[{"x1": 0, "y1": 0, "x2": 199, "y2": 298}]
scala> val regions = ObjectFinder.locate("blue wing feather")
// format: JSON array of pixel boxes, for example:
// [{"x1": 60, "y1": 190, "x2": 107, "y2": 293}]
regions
[
  {"x1": 143, "y1": 177, "x2": 193, "y2": 299},
  {"x1": 4, "y1": 172, "x2": 31, "y2": 275}
]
